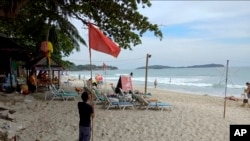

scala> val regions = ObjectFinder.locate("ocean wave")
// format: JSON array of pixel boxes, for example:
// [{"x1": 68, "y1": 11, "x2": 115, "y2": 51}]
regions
[{"x1": 64, "y1": 68, "x2": 249, "y2": 97}]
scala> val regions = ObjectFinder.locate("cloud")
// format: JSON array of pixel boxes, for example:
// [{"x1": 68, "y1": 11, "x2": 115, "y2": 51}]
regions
[
  {"x1": 140, "y1": 1, "x2": 250, "y2": 25},
  {"x1": 64, "y1": 1, "x2": 250, "y2": 69}
]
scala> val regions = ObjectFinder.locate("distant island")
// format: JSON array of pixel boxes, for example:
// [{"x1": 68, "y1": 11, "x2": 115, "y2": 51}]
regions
[
  {"x1": 68, "y1": 64, "x2": 118, "y2": 71},
  {"x1": 136, "y1": 64, "x2": 224, "y2": 69}
]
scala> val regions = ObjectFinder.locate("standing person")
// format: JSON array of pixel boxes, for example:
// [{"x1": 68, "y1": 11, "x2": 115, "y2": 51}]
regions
[
  {"x1": 241, "y1": 89, "x2": 250, "y2": 107},
  {"x1": 246, "y1": 82, "x2": 250, "y2": 98},
  {"x1": 130, "y1": 72, "x2": 133, "y2": 77},
  {"x1": 28, "y1": 71, "x2": 37, "y2": 93},
  {"x1": 154, "y1": 78, "x2": 157, "y2": 88},
  {"x1": 78, "y1": 91, "x2": 95, "y2": 141}
]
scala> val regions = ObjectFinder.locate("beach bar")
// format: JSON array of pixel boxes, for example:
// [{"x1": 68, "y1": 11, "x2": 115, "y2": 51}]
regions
[{"x1": 25, "y1": 56, "x2": 64, "y2": 89}]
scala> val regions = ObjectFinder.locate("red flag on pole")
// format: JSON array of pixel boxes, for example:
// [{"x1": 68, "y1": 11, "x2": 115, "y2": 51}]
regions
[{"x1": 88, "y1": 23, "x2": 121, "y2": 58}]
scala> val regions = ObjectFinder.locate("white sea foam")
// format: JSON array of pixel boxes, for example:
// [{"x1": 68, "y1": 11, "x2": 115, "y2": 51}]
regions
[{"x1": 65, "y1": 67, "x2": 250, "y2": 97}]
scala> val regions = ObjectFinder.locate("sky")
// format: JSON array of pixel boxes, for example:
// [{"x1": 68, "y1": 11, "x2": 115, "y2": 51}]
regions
[{"x1": 63, "y1": 1, "x2": 250, "y2": 69}]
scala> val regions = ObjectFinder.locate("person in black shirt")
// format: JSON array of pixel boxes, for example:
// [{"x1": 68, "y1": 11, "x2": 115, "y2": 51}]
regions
[{"x1": 78, "y1": 91, "x2": 94, "y2": 141}]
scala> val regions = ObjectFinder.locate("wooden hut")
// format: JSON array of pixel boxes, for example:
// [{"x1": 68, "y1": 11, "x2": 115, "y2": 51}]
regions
[
  {"x1": 0, "y1": 35, "x2": 31, "y2": 92},
  {"x1": 25, "y1": 56, "x2": 64, "y2": 89}
]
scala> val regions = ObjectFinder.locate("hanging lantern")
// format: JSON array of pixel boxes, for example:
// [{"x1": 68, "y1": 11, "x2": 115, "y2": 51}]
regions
[
  {"x1": 40, "y1": 38, "x2": 54, "y2": 82},
  {"x1": 40, "y1": 41, "x2": 48, "y2": 52},
  {"x1": 47, "y1": 41, "x2": 53, "y2": 57},
  {"x1": 40, "y1": 41, "x2": 53, "y2": 57}
]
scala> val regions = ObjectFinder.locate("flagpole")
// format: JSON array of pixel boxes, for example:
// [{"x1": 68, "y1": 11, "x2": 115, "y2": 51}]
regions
[
  {"x1": 104, "y1": 67, "x2": 107, "y2": 89},
  {"x1": 88, "y1": 46, "x2": 94, "y2": 141},
  {"x1": 88, "y1": 22, "x2": 121, "y2": 141},
  {"x1": 87, "y1": 23, "x2": 93, "y2": 141},
  {"x1": 88, "y1": 23, "x2": 93, "y2": 89},
  {"x1": 89, "y1": 49, "x2": 93, "y2": 84},
  {"x1": 103, "y1": 63, "x2": 107, "y2": 89}
]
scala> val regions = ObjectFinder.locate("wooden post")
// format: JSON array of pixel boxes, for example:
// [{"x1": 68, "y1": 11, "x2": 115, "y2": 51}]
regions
[
  {"x1": 144, "y1": 54, "x2": 151, "y2": 94},
  {"x1": 223, "y1": 60, "x2": 229, "y2": 119}
]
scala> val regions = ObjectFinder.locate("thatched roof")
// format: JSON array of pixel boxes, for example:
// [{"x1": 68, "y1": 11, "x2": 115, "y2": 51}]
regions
[{"x1": 26, "y1": 56, "x2": 64, "y2": 71}]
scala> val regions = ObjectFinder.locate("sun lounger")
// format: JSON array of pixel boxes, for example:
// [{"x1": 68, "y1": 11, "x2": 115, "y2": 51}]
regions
[
  {"x1": 48, "y1": 85, "x2": 78, "y2": 101},
  {"x1": 92, "y1": 88, "x2": 105, "y2": 104},
  {"x1": 133, "y1": 93, "x2": 172, "y2": 111},
  {"x1": 103, "y1": 93, "x2": 134, "y2": 111},
  {"x1": 118, "y1": 88, "x2": 133, "y2": 102}
]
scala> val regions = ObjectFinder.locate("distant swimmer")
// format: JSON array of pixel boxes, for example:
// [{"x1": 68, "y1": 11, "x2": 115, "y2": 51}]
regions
[{"x1": 169, "y1": 78, "x2": 171, "y2": 83}]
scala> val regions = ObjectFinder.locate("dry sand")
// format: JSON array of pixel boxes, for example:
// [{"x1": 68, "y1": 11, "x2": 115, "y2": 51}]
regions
[{"x1": 0, "y1": 77, "x2": 249, "y2": 141}]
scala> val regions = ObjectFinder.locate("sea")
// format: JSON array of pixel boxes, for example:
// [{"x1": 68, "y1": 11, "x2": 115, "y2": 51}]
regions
[{"x1": 63, "y1": 67, "x2": 250, "y2": 98}]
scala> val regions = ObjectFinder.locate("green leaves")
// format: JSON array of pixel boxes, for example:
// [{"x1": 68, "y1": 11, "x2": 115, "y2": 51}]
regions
[{"x1": 0, "y1": 0, "x2": 163, "y2": 68}]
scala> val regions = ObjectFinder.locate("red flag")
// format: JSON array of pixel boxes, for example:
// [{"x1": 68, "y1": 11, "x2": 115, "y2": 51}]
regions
[
  {"x1": 103, "y1": 62, "x2": 107, "y2": 70},
  {"x1": 88, "y1": 23, "x2": 121, "y2": 58}
]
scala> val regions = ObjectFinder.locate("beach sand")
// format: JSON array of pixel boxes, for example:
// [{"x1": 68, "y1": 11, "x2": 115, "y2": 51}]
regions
[{"x1": 0, "y1": 77, "x2": 249, "y2": 141}]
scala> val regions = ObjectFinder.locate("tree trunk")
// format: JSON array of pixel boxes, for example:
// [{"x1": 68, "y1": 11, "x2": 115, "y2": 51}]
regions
[{"x1": 0, "y1": 0, "x2": 29, "y2": 18}]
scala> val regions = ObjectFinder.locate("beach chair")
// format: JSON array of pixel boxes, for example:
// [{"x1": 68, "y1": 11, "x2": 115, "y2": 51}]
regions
[
  {"x1": 135, "y1": 94, "x2": 172, "y2": 111},
  {"x1": 103, "y1": 93, "x2": 134, "y2": 111},
  {"x1": 118, "y1": 88, "x2": 133, "y2": 102},
  {"x1": 92, "y1": 88, "x2": 105, "y2": 104},
  {"x1": 48, "y1": 85, "x2": 78, "y2": 101},
  {"x1": 63, "y1": 79, "x2": 73, "y2": 86},
  {"x1": 59, "y1": 90, "x2": 78, "y2": 101},
  {"x1": 111, "y1": 85, "x2": 115, "y2": 92},
  {"x1": 133, "y1": 89, "x2": 152, "y2": 97},
  {"x1": 48, "y1": 85, "x2": 64, "y2": 101}
]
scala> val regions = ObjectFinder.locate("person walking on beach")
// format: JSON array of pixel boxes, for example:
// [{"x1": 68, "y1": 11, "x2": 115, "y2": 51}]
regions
[
  {"x1": 28, "y1": 71, "x2": 37, "y2": 93},
  {"x1": 154, "y1": 78, "x2": 157, "y2": 88},
  {"x1": 241, "y1": 90, "x2": 250, "y2": 107},
  {"x1": 78, "y1": 91, "x2": 95, "y2": 141},
  {"x1": 246, "y1": 82, "x2": 250, "y2": 98}
]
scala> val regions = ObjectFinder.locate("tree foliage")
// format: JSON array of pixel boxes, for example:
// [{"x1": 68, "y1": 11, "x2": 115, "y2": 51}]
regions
[{"x1": 0, "y1": 0, "x2": 163, "y2": 68}]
